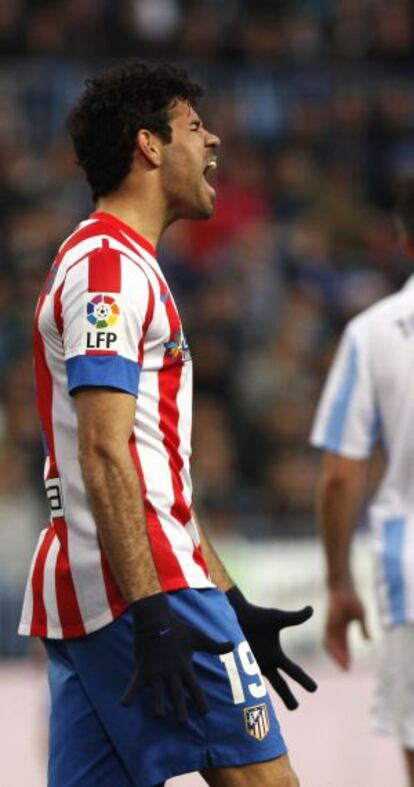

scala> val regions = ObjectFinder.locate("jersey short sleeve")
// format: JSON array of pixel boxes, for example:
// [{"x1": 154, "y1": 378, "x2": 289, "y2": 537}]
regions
[
  {"x1": 61, "y1": 243, "x2": 152, "y2": 396},
  {"x1": 310, "y1": 321, "x2": 379, "y2": 459}
]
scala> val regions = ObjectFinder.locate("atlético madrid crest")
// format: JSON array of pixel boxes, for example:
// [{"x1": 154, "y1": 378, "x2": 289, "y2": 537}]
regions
[{"x1": 244, "y1": 703, "x2": 270, "y2": 741}]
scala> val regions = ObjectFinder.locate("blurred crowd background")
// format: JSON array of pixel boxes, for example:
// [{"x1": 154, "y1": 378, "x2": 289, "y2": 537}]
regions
[{"x1": 2, "y1": 0, "x2": 414, "y2": 656}]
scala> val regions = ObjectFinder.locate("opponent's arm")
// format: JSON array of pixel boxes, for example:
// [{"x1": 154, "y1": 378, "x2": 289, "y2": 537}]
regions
[
  {"x1": 193, "y1": 508, "x2": 317, "y2": 709},
  {"x1": 317, "y1": 451, "x2": 370, "y2": 669}
]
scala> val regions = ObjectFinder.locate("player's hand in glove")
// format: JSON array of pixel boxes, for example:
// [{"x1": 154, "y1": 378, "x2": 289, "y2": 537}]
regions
[
  {"x1": 121, "y1": 592, "x2": 234, "y2": 723},
  {"x1": 226, "y1": 586, "x2": 317, "y2": 710}
]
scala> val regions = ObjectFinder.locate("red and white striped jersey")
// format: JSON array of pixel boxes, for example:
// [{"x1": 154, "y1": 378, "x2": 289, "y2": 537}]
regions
[{"x1": 19, "y1": 211, "x2": 213, "y2": 640}]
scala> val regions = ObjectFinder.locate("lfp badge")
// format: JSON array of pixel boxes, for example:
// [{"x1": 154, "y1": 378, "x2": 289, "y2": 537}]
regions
[
  {"x1": 87, "y1": 294, "x2": 120, "y2": 329},
  {"x1": 244, "y1": 704, "x2": 270, "y2": 741}
]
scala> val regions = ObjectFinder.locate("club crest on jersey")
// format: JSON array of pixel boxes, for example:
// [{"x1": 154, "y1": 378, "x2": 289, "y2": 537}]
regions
[
  {"x1": 164, "y1": 329, "x2": 191, "y2": 362},
  {"x1": 244, "y1": 704, "x2": 270, "y2": 741},
  {"x1": 87, "y1": 294, "x2": 120, "y2": 329}
]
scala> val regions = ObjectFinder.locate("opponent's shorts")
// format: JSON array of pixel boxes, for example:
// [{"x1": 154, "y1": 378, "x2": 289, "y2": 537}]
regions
[
  {"x1": 370, "y1": 624, "x2": 414, "y2": 749},
  {"x1": 44, "y1": 588, "x2": 286, "y2": 787}
]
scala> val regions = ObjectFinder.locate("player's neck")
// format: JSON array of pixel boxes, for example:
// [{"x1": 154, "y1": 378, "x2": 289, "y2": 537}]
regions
[{"x1": 96, "y1": 188, "x2": 166, "y2": 250}]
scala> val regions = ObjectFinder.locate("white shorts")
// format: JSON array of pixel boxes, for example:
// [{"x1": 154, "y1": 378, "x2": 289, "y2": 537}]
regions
[{"x1": 370, "y1": 624, "x2": 414, "y2": 749}]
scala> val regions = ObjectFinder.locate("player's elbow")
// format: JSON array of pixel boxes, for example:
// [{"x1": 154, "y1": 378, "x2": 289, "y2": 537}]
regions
[
  {"x1": 319, "y1": 452, "x2": 366, "y2": 488},
  {"x1": 319, "y1": 471, "x2": 351, "y2": 495},
  {"x1": 78, "y1": 438, "x2": 131, "y2": 506},
  {"x1": 316, "y1": 471, "x2": 356, "y2": 515},
  {"x1": 78, "y1": 434, "x2": 127, "y2": 475}
]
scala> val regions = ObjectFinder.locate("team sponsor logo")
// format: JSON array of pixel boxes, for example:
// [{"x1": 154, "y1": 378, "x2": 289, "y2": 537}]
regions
[
  {"x1": 87, "y1": 294, "x2": 120, "y2": 329},
  {"x1": 164, "y1": 329, "x2": 191, "y2": 362},
  {"x1": 396, "y1": 315, "x2": 414, "y2": 338},
  {"x1": 244, "y1": 703, "x2": 270, "y2": 741}
]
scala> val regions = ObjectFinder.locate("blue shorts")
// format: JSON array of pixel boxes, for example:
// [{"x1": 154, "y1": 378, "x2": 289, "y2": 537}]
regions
[{"x1": 44, "y1": 588, "x2": 286, "y2": 787}]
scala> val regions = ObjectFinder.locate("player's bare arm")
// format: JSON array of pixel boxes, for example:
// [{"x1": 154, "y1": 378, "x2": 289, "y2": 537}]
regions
[
  {"x1": 76, "y1": 388, "x2": 233, "y2": 722},
  {"x1": 317, "y1": 451, "x2": 371, "y2": 668},
  {"x1": 75, "y1": 387, "x2": 160, "y2": 602},
  {"x1": 192, "y1": 508, "x2": 234, "y2": 591}
]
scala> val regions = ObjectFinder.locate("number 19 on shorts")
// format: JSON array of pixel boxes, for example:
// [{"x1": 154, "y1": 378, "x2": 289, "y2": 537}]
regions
[{"x1": 220, "y1": 641, "x2": 267, "y2": 704}]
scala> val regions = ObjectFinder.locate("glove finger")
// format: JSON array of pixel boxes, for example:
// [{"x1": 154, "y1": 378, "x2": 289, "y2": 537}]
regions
[
  {"x1": 121, "y1": 670, "x2": 142, "y2": 707},
  {"x1": 265, "y1": 667, "x2": 298, "y2": 711},
  {"x1": 273, "y1": 606, "x2": 314, "y2": 629},
  {"x1": 183, "y1": 664, "x2": 209, "y2": 715},
  {"x1": 278, "y1": 655, "x2": 318, "y2": 693},
  {"x1": 167, "y1": 674, "x2": 188, "y2": 725},
  {"x1": 152, "y1": 675, "x2": 166, "y2": 718},
  {"x1": 191, "y1": 629, "x2": 234, "y2": 656}
]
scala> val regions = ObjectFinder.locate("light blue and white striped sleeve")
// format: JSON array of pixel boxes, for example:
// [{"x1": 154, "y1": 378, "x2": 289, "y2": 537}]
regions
[{"x1": 310, "y1": 323, "x2": 379, "y2": 458}]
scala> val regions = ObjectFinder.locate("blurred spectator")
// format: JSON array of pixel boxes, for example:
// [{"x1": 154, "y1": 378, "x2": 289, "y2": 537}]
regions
[
  {"x1": 0, "y1": 443, "x2": 44, "y2": 587},
  {"x1": 0, "y1": 442, "x2": 45, "y2": 657},
  {"x1": 192, "y1": 395, "x2": 239, "y2": 537},
  {"x1": 0, "y1": 0, "x2": 413, "y2": 65}
]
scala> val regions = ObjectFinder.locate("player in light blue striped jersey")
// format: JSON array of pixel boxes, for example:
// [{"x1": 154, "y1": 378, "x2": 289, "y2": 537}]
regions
[{"x1": 311, "y1": 182, "x2": 414, "y2": 787}]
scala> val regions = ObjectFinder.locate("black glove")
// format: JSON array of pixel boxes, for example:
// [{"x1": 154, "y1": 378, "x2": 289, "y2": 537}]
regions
[
  {"x1": 226, "y1": 586, "x2": 317, "y2": 710},
  {"x1": 121, "y1": 592, "x2": 234, "y2": 723}
]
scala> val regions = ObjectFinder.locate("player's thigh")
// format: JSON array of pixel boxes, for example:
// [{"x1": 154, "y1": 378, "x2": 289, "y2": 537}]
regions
[
  {"x1": 201, "y1": 753, "x2": 299, "y2": 787},
  {"x1": 371, "y1": 626, "x2": 414, "y2": 746},
  {"x1": 45, "y1": 639, "x2": 133, "y2": 787}
]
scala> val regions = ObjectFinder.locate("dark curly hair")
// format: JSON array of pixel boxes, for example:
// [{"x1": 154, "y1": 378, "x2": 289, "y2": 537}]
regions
[{"x1": 67, "y1": 61, "x2": 203, "y2": 201}]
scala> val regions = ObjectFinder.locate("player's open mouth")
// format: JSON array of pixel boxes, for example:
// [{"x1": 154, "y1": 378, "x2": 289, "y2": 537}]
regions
[{"x1": 203, "y1": 159, "x2": 217, "y2": 196}]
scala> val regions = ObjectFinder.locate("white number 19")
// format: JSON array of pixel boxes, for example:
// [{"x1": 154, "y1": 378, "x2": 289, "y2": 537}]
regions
[{"x1": 219, "y1": 641, "x2": 267, "y2": 704}]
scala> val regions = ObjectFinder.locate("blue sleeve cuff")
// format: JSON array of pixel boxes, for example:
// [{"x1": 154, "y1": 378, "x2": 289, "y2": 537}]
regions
[{"x1": 66, "y1": 355, "x2": 141, "y2": 396}]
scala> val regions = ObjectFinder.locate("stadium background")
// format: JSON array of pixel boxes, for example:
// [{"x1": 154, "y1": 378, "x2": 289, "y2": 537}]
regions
[{"x1": 1, "y1": 0, "x2": 414, "y2": 784}]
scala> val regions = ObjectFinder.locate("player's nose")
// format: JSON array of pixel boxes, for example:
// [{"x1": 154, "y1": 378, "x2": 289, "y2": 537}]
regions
[{"x1": 205, "y1": 128, "x2": 220, "y2": 148}]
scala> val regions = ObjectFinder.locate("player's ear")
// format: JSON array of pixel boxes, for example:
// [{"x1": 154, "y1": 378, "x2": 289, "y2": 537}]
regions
[{"x1": 136, "y1": 129, "x2": 162, "y2": 168}]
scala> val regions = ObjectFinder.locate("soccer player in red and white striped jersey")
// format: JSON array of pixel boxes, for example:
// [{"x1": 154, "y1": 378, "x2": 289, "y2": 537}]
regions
[{"x1": 20, "y1": 61, "x2": 315, "y2": 787}]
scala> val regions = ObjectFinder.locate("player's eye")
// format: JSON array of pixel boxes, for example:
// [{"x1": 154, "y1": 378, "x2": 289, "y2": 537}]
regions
[{"x1": 190, "y1": 120, "x2": 202, "y2": 130}]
